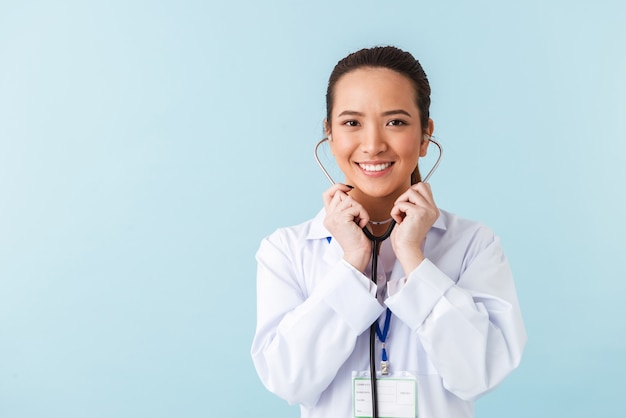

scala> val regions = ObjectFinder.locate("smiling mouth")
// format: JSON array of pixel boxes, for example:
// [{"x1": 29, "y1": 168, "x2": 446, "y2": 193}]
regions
[{"x1": 358, "y1": 162, "x2": 393, "y2": 172}]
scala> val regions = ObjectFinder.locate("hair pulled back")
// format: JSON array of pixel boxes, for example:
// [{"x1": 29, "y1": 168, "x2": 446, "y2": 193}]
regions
[{"x1": 325, "y1": 46, "x2": 432, "y2": 184}]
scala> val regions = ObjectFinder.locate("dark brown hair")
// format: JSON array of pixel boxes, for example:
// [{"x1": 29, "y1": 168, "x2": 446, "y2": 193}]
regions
[{"x1": 325, "y1": 46, "x2": 432, "y2": 183}]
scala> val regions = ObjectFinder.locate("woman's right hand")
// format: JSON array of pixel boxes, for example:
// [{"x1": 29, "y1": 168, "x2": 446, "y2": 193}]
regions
[{"x1": 322, "y1": 184, "x2": 371, "y2": 272}]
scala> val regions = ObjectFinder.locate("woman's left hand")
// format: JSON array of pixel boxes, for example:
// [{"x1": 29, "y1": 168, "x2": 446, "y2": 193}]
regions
[{"x1": 390, "y1": 182, "x2": 440, "y2": 274}]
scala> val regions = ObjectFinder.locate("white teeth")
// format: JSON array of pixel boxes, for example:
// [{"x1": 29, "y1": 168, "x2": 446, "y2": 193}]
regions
[{"x1": 359, "y1": 162, "x2": 392, "y2": 172}]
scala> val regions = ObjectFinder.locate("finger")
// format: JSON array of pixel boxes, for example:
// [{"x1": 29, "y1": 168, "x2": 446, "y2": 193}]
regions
[
  {"x1": 393, "y1": 200, "x2": 439, "y2": 225},
  {"x1": 390, "y1": 205, "x2": 406, "y2": 224},
  {"x1": 336, "y1": 196, "x2": 370, "y2": 227},
  {"x1": 391, "y1": 194, "x2": 436, "y2": 221},
  {"x1": 394, "y1": 183, "x2": 435, "y2": 210},
  {"x1": 324, "y1": 187, "x2": 349, "y2": 210},
  {"x1": 395, "y1": 189, "x2": 429, "y2": 211},
  {"x1": 325, "y1": 192, "x2": 347, "y2": 216},
  {"x1": 322, "y1": 183, "x2": 354, "y2": 207},
  {"x1": 411, "y1": 182, "x2": 436, "y2": 207},
  {"x1": 393, "y1": 200, "x2": 432, "y2": 216},
  {"x1": 322, "y1": 184, "x2": 341, "y2": 207},
  {"x1": 391, "y1": 200, "x2": 420, "y2": 223}
]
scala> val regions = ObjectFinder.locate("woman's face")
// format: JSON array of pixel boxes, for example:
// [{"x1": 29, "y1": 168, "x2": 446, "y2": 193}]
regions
[{"x1": 327, "y1": 67, "x2": 432, "y2": 200}]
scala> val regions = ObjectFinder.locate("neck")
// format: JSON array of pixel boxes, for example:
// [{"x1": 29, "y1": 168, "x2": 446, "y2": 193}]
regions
[
  {"x1": 349, "y1": 190, "x2": 397, "y2": 234},
  {"x1": 369, "y1": 219, "x2": 395, "y2": 236}
]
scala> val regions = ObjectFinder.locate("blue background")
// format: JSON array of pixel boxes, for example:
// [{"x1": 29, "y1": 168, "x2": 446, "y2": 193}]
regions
[{"x1": 1, "y1": 0, "x2": 625, "y2": 416}]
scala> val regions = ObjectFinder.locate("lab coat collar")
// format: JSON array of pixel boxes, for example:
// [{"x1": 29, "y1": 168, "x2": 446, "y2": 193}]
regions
[
  {"x1": 306, "y1": 208, "x2": 332, "y2": 240},
  {"x1": 432, "y1": 211, "x2": 448, "y2": 231},
  {"x1": 306, "y1": 209, "x2": 343, "y2": 265}
]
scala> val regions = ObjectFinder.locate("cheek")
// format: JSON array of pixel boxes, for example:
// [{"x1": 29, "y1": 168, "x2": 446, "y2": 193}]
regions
[
  {"x1": 399, "y1": 141, "x2": 421, "y2": 162},
  {"x1": 330, "y1": 140, "x2": 354, "y2": 161}
]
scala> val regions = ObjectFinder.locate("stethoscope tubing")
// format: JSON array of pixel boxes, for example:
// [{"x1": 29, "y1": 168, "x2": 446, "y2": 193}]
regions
[{"x1": 366, "y1": 221, "x2": 395, "y2": 418}]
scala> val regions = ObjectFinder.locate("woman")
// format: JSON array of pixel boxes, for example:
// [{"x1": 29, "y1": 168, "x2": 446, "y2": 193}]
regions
[{"x1": 251, "y1": 46, "x2": 526, "y2": 418}]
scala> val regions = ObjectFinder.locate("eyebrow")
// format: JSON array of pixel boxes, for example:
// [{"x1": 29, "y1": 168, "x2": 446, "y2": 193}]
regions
[{"x1": 337, "y1": 109, "x2": 412, "y2": 117}]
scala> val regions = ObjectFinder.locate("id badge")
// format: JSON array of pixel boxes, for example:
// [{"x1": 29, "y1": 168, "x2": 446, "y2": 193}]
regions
[{"x1": 352, "y1": 371, "x2": 418, "y2": 418}]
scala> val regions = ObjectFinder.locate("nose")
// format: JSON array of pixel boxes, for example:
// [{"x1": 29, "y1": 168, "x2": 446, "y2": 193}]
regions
[{"x1": 361, "y1": 126, "x2": 387, "y2": 155}]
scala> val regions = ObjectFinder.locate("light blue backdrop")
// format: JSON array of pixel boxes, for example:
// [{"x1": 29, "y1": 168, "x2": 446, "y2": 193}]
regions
[{"x1": 1, "y1": 0, "x2": 624, "y2": 417}]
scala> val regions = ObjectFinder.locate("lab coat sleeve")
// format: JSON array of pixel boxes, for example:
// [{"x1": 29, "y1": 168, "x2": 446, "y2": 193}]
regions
[
  {"x1": 385, "y1": 234, "x2": 526, "y2": 400},
  {"x1": 251, "y1": 232, "x2": 384, "y2": 407}
]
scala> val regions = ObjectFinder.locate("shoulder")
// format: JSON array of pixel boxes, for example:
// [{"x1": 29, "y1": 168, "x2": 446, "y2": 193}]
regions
[
  {"x1": 429, "y1": 209, "x2": 506, "y2": 277},
  {"x1": 439, "y1": 209, "x2": 494, "y2": 235},
  {"x1": 436, "y1": 208, "x2": 499, "y2": 249}
]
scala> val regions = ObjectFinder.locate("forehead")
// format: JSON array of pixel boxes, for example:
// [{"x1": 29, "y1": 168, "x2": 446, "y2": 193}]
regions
[{"x1": 332, "y1": 67, "x2": 418, "y2": 113}]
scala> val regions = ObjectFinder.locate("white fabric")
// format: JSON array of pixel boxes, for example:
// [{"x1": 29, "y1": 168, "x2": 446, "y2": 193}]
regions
[{"x1": 251, "y1": 208, "x2": 526, "y2": 418}]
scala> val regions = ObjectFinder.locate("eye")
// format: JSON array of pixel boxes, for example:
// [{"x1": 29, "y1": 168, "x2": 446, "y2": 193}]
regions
[
  {"x1": 387, "y1": 119, "x2": 407, "y2": 126},
  {"x1": 343, "y1": 120, "x2": 360, "y2": 127}
]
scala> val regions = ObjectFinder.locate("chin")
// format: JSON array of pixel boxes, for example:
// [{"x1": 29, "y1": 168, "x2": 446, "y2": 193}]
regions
[{"x1": 358, "y1": 184, "x2": 400, "y2": 199}]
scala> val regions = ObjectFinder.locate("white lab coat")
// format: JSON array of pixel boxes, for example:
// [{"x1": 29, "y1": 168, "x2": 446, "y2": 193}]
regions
[{"x1": 251, "y1": 208, "x2": 526, "y2": 418}]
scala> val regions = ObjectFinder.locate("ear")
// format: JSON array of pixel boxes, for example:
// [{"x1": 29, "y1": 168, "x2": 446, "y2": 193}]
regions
[
  {"x1": 419, "y1": 118, "x2": 435, "y2": 157},
  {"x1": 323, "y1": 119, "x2": 335, "y2": 154},
  {"x1": 323, "y1": 119, "x2": 331, "y2": 138}
]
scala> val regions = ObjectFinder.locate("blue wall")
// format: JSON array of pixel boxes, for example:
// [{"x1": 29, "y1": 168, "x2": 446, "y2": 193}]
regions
[{"x1": 1, "y1": 0, "x2": 624, "y2": 416}]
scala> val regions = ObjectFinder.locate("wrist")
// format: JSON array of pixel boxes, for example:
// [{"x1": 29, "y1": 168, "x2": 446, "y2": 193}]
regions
[
  {"x1": 396, "y1": 249, "x2": 425, "y2": 275},
  {"x1": 343, "y1": 251, "x2": 370, "y2": 273}
]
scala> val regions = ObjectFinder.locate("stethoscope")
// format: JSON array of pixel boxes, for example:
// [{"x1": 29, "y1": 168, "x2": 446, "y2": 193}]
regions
[{"x1": 314, "y1": 135, "x2": 443, "y2": 418}]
